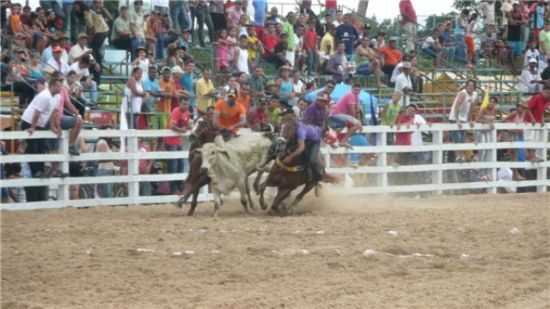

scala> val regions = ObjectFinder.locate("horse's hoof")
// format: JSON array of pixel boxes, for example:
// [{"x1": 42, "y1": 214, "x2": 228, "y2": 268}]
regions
[{"x1": 175, "y1": 200, "x2": 183, "y2": 208}]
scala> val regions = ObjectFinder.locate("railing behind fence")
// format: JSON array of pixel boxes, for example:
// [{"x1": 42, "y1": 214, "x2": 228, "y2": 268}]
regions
[{"x1": 0, "y1": 123, "x2": 548, "y2": 211}]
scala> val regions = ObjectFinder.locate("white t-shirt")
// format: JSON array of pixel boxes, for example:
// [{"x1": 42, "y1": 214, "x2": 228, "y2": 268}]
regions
[
  {"x1": 236, "y1": 47, "x2": 249, "y2": 75},
  {"x1": 421, "y1": 36, "x2": 436, "y2": 50},
  {"x1": 293, "y1": 79, "x2": 305, "y2": 94},
  {"x1": 69, "y1": 62, "x2": 90, "y2": 78},
  {"x1": 46, "y1": 58, "x2": 70, "y2": 76},
  {"x1": 394, "y1": 72, "x2": 413, "y2": 107},
  {"x1": 518, "y1": 69, "x2": 542, "y2": 93},
  {"x1": 69, "y1": 44, "x2": 93, "y2": 64},
  {"x1": 21, "y1": 89, "x2": 59, "y2": 128},
  {"x1": 411, "y1": 114, "x2": 427, "y2": 146},
  {"x1": 449, "y1": 89, "x2": 477, "y2": 122}
]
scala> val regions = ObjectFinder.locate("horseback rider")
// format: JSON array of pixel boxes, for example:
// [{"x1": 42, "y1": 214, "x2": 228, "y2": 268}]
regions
[{"x1": 280, "y1": 110, "x2": 336, "y2": 183}]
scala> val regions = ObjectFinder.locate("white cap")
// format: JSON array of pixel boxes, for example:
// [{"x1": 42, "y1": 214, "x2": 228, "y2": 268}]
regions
[
  {"x1": 528, "y1": 57, "x2": 537, "y2": 64},
  {"x1": 401, "y1": 61, "x2": 412, "y2": 69}
]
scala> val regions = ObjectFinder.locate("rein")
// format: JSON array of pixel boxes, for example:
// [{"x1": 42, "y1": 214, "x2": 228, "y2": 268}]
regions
[{"x1": 275, "y1": 158, "x2": 305, "y2": 173}]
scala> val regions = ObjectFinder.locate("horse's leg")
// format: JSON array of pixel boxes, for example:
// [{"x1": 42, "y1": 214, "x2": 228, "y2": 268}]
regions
[
  {"x1": 289, "y1": 182, "x2": 317, "y2": 211},
  {"x1": 270, "y1": 188, "x2": 292, "y2": 216},
  {"x1": 187, "y1": 188, "x2": 200, "y2": 216},
  {"x1": 259, "y1": 181, "x2": 269, "y2": 210}
]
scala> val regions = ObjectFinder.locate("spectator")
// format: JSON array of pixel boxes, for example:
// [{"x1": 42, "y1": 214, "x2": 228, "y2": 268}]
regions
[
  {"x1": 246, "y1": 24, "x2": 263, "y2": 69},
  {"x1": 129, "y1": 0, "x2": 146, "y2": 57},
  {"x1": 121, "y1": 67, "x2": 148, "y2": 130},
  {"x1": 95, "y1": 139, "x2": 116, "y2": 198},
  {"x1": 518, "y1": 57, "x2": 542, "y2": 94},
  {"x1": 303, "y1": 20, "x2": 318, "y2": 75},
  {"x1": 422, "y1": 29, "x2": 443, "y2": 67},
  {"x1": 449, "y1": 80, "x2": 479, "y2": 162},
  {"x1": 132, "y1": 47, "x2": 150, "y2": 79},
  {"x1": 326, "y1": 42, "x2": 350, "y2": 82},
  {"x1": 524, "y1": 39, "x2": 544, "y2": 70},
  {"x1": 266, "y1": 95, "x2": 282, "y2": 128},
  {"x1": 394, "y1": 61, "x2": 413, "y2": 107},
  {"x1": 475, "y1": 96, "x2": 498, "y2": 163},
  {"x1": 164, "y1": 98, "x2": 191, "y2": 194},
  {"x1": 68, "y1": 54, "x2": 98, "y2": 105},
  {"x1": 235, "y1": 34, "x2": 250, "y2": 75},
  {"x1": 320, "y1": 23, "x2": 336, "y2": 65},
  {"x1": 379, "y1": 37, "x2": 402, "y2": 84},
  {"x1": 328, "y1": 82, "x2": 363, "y2": 147},
  {"x1": 276, "y1": 65, "x2": 294, "y2": 107},
  {"x1": 355, "y1": 35, "x2": 382, "y2": 86},
  {"x1": 526, "y1": 85, "x2": 550, "y2": 124},
  {"x1": 196, "y1": 68, "x2": 216, "y2": 115},
  {"x1": 69, "y1": 33, "x2": 93, "y2": 64},
  {"x1": 399, "y1": 0, "x2": 417, "y2": 53},
  {"x1": 335, "y1": 13, "x2": 358, "y2": 58},
  {"x1": 83, "y1": 3, "x2": 109, "y2": 68},
  {"x1": 465, "y1": 11, "x2": 478, "y2": 66},
  {"x1": 142, "y1": 65, "x2": 162, "y2": 112},
  {"x1": 45, "y1": 45, "x2": 70, "y2": 76},
  {"x1": 20, "y1": 74, "x2": 64, "y2": 201},
  {"x1": 507, "y1": 3, "x2": 526, "y2": 62},
  {"x1": 539, "y1": 23, "x2": 550, "y2": 58},
  {"x1": 180, "y1": 60, "x2": 196, "y2": 112},
  {"x1": 112, "y1": 6, "x2": 131, "y2": 50}
]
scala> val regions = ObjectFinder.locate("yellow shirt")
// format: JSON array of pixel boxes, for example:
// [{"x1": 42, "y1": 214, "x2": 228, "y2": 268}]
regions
[
  {"x1": 320, "y1": 33, "x2": 335, "y2": 61},
  {"x1": 247, "y1": 36, "x2": 260, "y2": 62},
  {"x1": 196, "y1": 77, "x2": 215, "y2": 113}
]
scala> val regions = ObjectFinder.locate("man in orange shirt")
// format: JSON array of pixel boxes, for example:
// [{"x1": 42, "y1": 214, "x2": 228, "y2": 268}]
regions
[
  {"x1": 214, "y1": 89, "x2": 247, "y2": 134},
  {"x1": 159, "y1": 67, "x2": 176, "y2": 115},
  {"x1": 379, "y1": 37, "x2": 403, "y2": 84}
]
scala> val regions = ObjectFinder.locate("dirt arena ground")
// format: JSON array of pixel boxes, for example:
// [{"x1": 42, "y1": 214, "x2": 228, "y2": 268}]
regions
[{"x1": 2, "y1": 192, "x2": 549, "y2": 309}]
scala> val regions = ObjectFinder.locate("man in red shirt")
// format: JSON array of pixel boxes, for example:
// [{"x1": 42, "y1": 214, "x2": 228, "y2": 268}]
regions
[
  {"x1": 164, "y1": 99, "x2": 191, "y2": 194},
  {"x1": 261, "y1": 23, "x2": 280, "y2": 57},
  {"x1": 527, "y1": 88, "x2": 550, "y2": 123},
  {"x1": 304, "y1": 20, "x2": 318, "y2": 76},
  {"x1": 399, "y1": 0, "x2": 417, "y2": 53}
]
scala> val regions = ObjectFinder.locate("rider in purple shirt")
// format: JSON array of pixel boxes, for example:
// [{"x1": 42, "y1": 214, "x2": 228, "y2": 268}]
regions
[{"x1": 303, "y1": 92, "x2": 330, "y2": 129}]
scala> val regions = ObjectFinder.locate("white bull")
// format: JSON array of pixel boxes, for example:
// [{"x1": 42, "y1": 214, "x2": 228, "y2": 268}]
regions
[{"x1": 200, "y1": 133, "x2": 274, "y2": 216}]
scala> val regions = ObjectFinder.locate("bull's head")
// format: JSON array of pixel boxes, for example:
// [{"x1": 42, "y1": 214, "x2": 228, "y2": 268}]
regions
[{"x1": 199, "y1": 141, "x2": 231, "y2": 172}]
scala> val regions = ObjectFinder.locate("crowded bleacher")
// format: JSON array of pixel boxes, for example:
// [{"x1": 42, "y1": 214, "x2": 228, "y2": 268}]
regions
[{"x1": 1, "y1": 0, "x2": 549, "y2": 203}]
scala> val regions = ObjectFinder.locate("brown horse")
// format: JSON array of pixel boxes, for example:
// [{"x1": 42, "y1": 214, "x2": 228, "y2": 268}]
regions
[
  {"x1": 175, "y1": 117, "x2": 219, "y2": 216},
  {"x1": 255, "y1": 121, "x2": 321, "y2": 215}
]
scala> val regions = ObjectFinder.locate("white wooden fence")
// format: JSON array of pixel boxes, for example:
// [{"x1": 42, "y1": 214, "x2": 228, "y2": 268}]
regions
[{"x1": 1, "y1": 123, "x2": 548, "y2": 211}]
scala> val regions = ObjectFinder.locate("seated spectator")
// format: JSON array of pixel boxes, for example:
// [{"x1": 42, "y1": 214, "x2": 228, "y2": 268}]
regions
[
  {"x1": 355, "y1": 35, "x2": 382, "y2": 86},
  {"x1": 68, "y1": 54, "x2": 98, "y2": 105},
  {"x1": 112, "y1": 6, "x2": 131, "y2": 50},
  {"x1": 319, "y1": 24, "x2": 336, "y2": 66},
  {"x1": 45, "y1": 45, "x2": 70, "y2": 76},
  {"x1": 68, "y1": 33, "x2": 93, "y2": 64},
  {"x1": 326, "y1": 42, "x2": 351, "y2": 82},
  {"x1": 518, "y1": 58, "x2": 542, "y2": 94},
  {"x1": 266, "y1": 95, "x2": 283, "y2": 129},
  {"x1": 421, "y1": 29, "x2": 443, "y2": 67},
  {"x1": 378, "y1": 37, "x2": 402, "y2": 84}
]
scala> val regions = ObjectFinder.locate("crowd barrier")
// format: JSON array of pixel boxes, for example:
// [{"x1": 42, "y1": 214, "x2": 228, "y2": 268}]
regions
[{"x1": 0, "y1": 123, "x2": 548, "y2": 211}]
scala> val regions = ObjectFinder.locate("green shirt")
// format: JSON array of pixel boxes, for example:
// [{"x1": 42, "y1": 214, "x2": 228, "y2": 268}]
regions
[
  {"x1": 382, "y1": 103, "x2": 401, "y2": 125},
  {"x1": 282, "y1": 21, "x2": 296, "y2": 50},
  {"x1": 539, "y1": 30, "x2": 550, "y2": 54}
]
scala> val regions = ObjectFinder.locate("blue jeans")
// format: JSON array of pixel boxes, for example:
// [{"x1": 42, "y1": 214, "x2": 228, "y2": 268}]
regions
[
  {"x1": 170, "y1": 1, "x2": 191, "y2": 32},
  {"x1": 356, "y1": 63, "x2": 371, "y2": 76},
  {"x1": 96, "y1": 169, "x2": 113, "y2": 198},
  {"x1": 166, "y1": 144, "x2": 187, "y2": 192}
]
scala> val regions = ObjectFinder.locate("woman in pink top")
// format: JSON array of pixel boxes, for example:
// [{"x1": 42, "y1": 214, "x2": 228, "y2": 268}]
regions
[
  {"x1": 216, "y1": 29, "x2": 232, "y2": 71},
  {"x1": 327, "y1": 82, "x2": 363, "y2": 147}
]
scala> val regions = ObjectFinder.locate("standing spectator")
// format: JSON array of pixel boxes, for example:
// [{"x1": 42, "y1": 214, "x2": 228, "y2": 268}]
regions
[
  {"x1": 320, "y1": 24, "x2": 336, "y2": 66},
  {"x1": 83, "y1": 3, "x2": 109, "y2": 68},
  {"x1": 538, "y1": 23, "x2": 550, "y2": 58},
  {"x1": 196, "y1": 68, "x2": 216, "y2": 114},
  {"x1": 252, "y1": 0, "x2": 267, "y2": 31},
  {"x1": 465, "y1": 12, "x2": 478, "y2": 66},
  {"x1": 129, "y1": 0, "x2": 146, "y2": 58},
  {"x1": 20, "y1": 74, "x2": 63, "y2": 201},
  {"x1": 209, "y1": 0, "x2": 226, "y2": 35},
  {"x1": 399, "y1": 0, "x2": 417, "y2": 53},
  {"x1": 448, "y1": 80, "x2": 479, "y2": 162},
  {"x1": 518, "y1": 58, "x2": 542, "y2": 94},
  {"x1": 303, "y1": 20, "x2": 318, "y2": 76},
  {"x1": 276, "y1": 65, "x2": 294, "y2": 107},
  {"x1": 121, "y1": 67, "x2": 148, "y2": 130},
  {"x1": 335, "y1": 13, "x2": 358, "y2": 59},
  {"x1": 394, "y1": 61, "x2": 413, "y2": 107},
  {"x1": 249, "y1": 66, "x2": 266, "y2": 102},
  {"x1": 164, "y1": 98, "x2": 191, "y2": 194},
  {"x1": 526, "y1": 86, "x2": 550, "y2": 124},
  {"x1": 180, "y1": 60, "x2": 196, "y2": 113},
  {"x1": 282, "y1": 12, "x2": 297, "y2": 66},
  {"x1": 379, "y1": 38, "x2": 402, "y2": 84},
  {"x1": 142, "y1": 65, "x2": 162, "y2": 112},
  {"x1": 355, "y1": 35, "x2": 382, "y2": 86},
  {"x1": 475, "y1": 96, "x2": 498, "y2": 163},
  {"x1": 235, "y1": 34, "x2": 250, "y2": 75},
  {"x1": 112, "y1": 6, "x2": 131, "y2": 50},
  {"x1": 480, "y1": 0, "x2": 496, "y2": 26},
  {"x1": 159, "y1": 67, "x2": 177, "y2": 115},
  {"x1": 225, "y1": 0, "x2": 243, "y2": 30},
  {"x1": 508, "y1": 3, "x2": 526, "y2": 62},
  {"x1": 215, "y1": 29, "x2": 233, "y2": 72}
]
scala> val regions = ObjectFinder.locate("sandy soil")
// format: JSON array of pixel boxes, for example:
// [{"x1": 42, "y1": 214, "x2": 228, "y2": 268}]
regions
[{"x1": 2, "y1": 192, "x2": 549, "y2": 309}]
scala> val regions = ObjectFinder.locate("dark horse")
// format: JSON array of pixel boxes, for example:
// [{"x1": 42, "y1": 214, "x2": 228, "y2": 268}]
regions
[
  {"x1": 255, "y1": 121, "x2": 321, "y2": 215},
  {"x1": 175, "y1": 117, "x2": 219, "y2": 216}
]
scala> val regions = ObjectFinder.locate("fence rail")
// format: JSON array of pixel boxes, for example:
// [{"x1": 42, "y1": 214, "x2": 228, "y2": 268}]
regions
[{"x1": 1, "y1": 123, "x2": 548, "y2": 211}]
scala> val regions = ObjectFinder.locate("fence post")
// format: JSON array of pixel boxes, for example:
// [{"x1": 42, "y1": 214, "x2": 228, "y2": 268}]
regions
[
  {"x1": 127, "y1": 131, "x2": 140, "y2": 205},
  {"x1": 376, "y1": 130, "x2": 388, "y2": 189},
  {"x1": 432, "y1": 128, "x2": 443, "y2": 194},
  {"x1": 488, "y1": 126, "x2": 498, "y2": 194},
  {"x1": 58, "y1": 132, "x2": 70, "y2": 206},
  {"x1": 537, "y1": 126, "x2": 548, "y2": 193}
]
